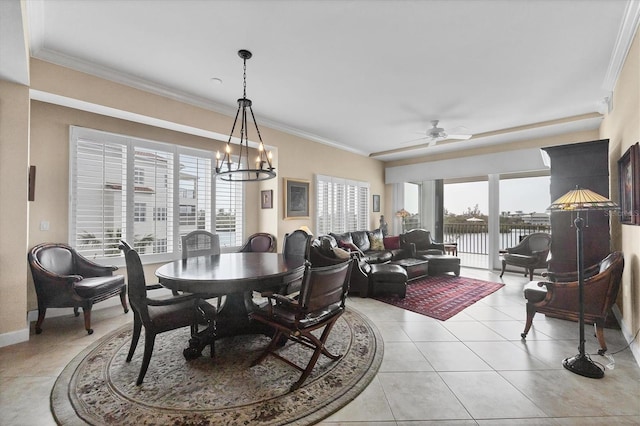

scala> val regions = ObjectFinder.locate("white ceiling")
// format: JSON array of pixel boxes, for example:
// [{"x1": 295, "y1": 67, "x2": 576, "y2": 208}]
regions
[{"x1": 11, "y1": 0, "x2": 640, "y2": 161}]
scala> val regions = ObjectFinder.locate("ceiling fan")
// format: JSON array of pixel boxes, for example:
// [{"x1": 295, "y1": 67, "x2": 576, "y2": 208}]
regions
[{"x1": 420, "y1": 120, "x2": 473, "y2": 147}]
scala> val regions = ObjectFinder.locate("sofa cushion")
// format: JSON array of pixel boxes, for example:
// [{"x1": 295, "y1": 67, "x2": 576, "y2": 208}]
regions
[
  {"x1": 368, "y1": 229, "x2": 385, "y2": 251},
  {"x1": 383, "y1": 236, "x2": 400, "y2": 250},
  {"x1": 350, "y1": 231, "x2": 371, "y2": 252},
  {"x1": 361, "y1": 250, "x2": 393, "y2": 264},
  {"x1": 330, "y1": 232, "x2": 353, "y2": 247}
]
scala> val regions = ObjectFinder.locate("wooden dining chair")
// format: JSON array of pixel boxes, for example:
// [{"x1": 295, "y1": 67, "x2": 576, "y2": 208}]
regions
[
  {"x1": 238, "y1": 232, "x2": 277, "y2": 253},
  {"x1": 119, "y1": 240, "x2": 216, "y2": 385},
  {"x1": 250, "y1": 259, "x2": 353, "y2": 392},
  {"x1": 181, "y1": 230, "x2": 220, "y2": 259},
  {"x1": 281, "y1": 229, "x2": 313, "y2": 294}
]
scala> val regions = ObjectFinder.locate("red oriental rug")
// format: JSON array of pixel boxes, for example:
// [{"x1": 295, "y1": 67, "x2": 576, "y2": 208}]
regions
[{"x1": 373, "y1": 275, "x2": 505, "y2": 321}]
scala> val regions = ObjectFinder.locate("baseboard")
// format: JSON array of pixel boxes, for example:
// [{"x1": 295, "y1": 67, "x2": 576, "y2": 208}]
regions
[
  {"x1": 0, "y1": 326, "x2": 30, "y2": 348},
  {"x1": 612, "y1": 304, "x2": 640, "y2": 368}
]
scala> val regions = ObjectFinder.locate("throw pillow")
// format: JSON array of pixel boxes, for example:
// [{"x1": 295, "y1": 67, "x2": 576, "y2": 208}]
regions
[
  {"x1": 368, "y1": 231, "x2": 385, "y2": 251},
  {"x1": 383, "y1": 236, "x2": 400, "y2": 250},
  {"x1": 332, "y1": 247, "x2": 351, "y2": 260}
]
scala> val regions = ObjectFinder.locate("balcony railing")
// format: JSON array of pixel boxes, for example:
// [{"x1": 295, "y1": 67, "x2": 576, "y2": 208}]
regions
[{"x1": 444, "y1": 223, "x2": 551, "y2": 255}]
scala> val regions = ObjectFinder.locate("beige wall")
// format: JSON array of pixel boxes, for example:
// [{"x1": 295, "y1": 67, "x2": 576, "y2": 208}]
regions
[
  {"x1": 0, "y1": 80, "x2": 30, "y2": 337},
  {"x1": 600, "y1": 28, "x2": 640, "y2": 357},
  {"x1": 19, "y1": 60, "x2": 384, "y2": 315}
]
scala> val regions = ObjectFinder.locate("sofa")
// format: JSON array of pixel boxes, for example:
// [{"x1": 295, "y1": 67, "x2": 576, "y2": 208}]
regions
[{"x1": 310, "y1": 230, "x2": 414, "y2": 296}]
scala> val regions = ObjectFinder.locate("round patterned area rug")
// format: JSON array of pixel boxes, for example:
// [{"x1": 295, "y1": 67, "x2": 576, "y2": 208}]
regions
[{"x1": 51, "y1": 308, "x2": 382, "y2": 425}]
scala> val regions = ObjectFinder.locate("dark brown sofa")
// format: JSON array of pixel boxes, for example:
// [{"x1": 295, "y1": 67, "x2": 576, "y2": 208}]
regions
[{"x1": 310, "y1": 231, "x2": 414, "y2": 296}]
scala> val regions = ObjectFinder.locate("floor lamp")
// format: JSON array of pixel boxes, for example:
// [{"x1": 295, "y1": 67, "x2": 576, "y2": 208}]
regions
[{"x1": 548, "y1": 186, "x2": 619, "y2": 379}]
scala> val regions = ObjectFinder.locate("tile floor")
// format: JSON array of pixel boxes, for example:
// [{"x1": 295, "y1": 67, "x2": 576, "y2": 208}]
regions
[{"x1": 1, "y1": 267, "x2": 639, "y2": 425}]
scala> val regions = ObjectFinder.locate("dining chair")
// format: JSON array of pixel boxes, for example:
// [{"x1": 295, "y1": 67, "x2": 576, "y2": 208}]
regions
[
  {"x1": 28, "y1": 242, "x2": 128, "y2": 335},
  {"x1": 250, "y1": 258, "x2": 353, "y2": 392},
  {"x1": 181, "y1": 230, "x2": 220, "y2": 259},
  {"x1": 181, "y1": 230, "x2": 224, "y2": 306},
  {"x1": 281, "y1": 229, "x2": 313, "y2": 294},
  {"x1": 119, "y1": 240, "x2": 216, "y2": 385},
  {"x1": 238, "y1": 232, "x2": 277, "y2": 253}
]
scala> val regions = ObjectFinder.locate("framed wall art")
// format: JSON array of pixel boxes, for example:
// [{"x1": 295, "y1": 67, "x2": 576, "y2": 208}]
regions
[
  {"x1": 284, "y1": 178, "x2": 310, "y2": 219},
  {"x1": 372, "y1": 194, "x2": 380, "y2": 212},
  {"x1": 261, "y1": 189, "x2": 273, "y2": 209},
  {"x1": 617, "y1": 142, "x2": 640, "y2": 225}
]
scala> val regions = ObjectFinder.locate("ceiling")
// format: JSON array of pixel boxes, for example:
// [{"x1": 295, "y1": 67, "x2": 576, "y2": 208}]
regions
[{"x1": 7, "y1": 1, "x2": 640, "y2": 161}]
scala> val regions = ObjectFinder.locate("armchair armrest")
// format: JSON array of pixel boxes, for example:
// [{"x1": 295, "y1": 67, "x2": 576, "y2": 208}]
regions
[{"x1": 75, "y1": 254, "x2": 118, "y2": 277}]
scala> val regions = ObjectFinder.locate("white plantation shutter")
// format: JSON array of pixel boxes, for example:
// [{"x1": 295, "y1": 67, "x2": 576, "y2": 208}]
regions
[
  {"x1": 132, "y1": 147, "x2": 174, "y2": 255},
  {"x1": 315, "y1": 175, "x2": 369, "y2": 235},
  {"x1": 69, "y1": 127, "x2": 237, "y2": 262},
  {"x1": 72, "y1": 138, "x2": 127, "y2": 259},
  {"x1": 215, "y1": 176, "x2": 243, "y2": 248}
]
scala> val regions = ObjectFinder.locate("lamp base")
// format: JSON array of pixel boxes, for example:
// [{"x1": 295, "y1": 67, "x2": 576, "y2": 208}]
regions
[{"x1": 562, "y1": 353, "x2": 604, "y2": 379}]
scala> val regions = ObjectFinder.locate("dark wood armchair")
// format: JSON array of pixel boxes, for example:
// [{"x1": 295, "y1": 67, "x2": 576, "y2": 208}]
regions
[
  {"x1": 521, "y1": 251, "x2": 624, "y2": 354},
  {"x1": 281, "y1": 230, "x2": 313, "y2": 294},
  {"x1": 500, "y1": 232, "x2": 552, "y2": 280},
  {"x1": 238, "y1": 232, "x2": 277, "y2": 253},
  {"x1": 28, "y1": 242, "x2": 128, "y2": 335},
  {"x1": 250, "y1": 259, "x2": 353, "y2": 392},
  {"x1": 120, "y1": 241, "x2": 216, "y2": 385}
]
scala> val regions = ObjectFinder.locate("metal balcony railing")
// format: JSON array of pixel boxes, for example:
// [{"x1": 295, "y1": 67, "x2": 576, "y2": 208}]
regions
[{"x1": 444, "y1": 223, "x2": 551, "y2": 254}]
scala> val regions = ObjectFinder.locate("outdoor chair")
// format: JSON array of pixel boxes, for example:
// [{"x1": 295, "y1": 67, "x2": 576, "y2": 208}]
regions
[
  {"x1": 250, "y1": 259, "x2": 353, "y2": 391},
  {"x1": 28, "y1": 242, "x2": 128, "y2": 335},
  {"x1": 521, "y1": 251, "x2": 624, "y2": 354},
  {"x1": 500, "y1": 232, "x2": 552, "y2": 280},
  {"x1": 119, "y1": 240, "x2": 216, "y2": 385}
]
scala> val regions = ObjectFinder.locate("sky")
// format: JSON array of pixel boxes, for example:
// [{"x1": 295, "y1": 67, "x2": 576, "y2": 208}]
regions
[{"x1": 442, "y1": 176, "x2": 551, "y2": 215}]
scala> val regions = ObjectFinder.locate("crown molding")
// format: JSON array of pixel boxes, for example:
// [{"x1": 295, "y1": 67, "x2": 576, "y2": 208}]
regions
[
  {"x1": 602, "y1": 0, "x2": 640, "y2": 92},
  {"x1": 30, "y1": 48, "x2": 367, "y2": 158}
]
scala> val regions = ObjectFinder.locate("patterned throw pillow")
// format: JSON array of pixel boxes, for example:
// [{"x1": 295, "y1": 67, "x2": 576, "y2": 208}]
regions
[
  {"x1": 338, "y1": 240, "x2": 363, "y2": 255},
  {"x1": 368, "y1": 231, "x2": 385, "y2": 251}
]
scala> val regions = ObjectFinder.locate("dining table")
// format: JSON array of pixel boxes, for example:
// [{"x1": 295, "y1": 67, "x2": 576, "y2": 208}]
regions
[{"x1": 155, "y1": 252, "x2": 305, "y2": 359}]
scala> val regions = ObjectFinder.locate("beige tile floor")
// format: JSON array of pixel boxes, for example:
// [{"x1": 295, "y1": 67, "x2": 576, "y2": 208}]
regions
[{"x1": 1, "y1": 267, "x2": 639, "y2": 425}]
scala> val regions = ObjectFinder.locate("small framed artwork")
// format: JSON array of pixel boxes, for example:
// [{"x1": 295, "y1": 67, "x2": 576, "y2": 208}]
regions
[
  {"x1": 261, "y1": 189, "x2": 273, "y2": 209},
  {"x1": 618, "y1": 142, "x2": 640, "y2": 225},
  {"x1": 284, "y1": 178, "x2": 310, "y2": 219},
  {"x1": 372, "y1": 194, "x2": 380, "y2": 212}
]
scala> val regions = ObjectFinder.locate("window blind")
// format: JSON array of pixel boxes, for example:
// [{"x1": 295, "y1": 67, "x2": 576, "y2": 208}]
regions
[
  {"x1": 315, "y1": 174, "x2": 369, "y2": 235},
  {"x1": 69, "y1": 126, "x2": 242, "y2": 261}
]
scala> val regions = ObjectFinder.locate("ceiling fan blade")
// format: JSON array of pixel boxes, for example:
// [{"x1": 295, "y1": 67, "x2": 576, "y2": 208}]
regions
[
  {"x1": 427, "y1": 137, "x2": 438, "y2": 147},
  {"x1": 398, "y1": 136, "x2": 429, "y2": 146},
  {"x1": 445, "y1": 134, "x2": 473, "y2": 140}
]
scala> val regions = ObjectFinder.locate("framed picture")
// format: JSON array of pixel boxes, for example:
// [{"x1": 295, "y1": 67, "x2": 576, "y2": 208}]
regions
[
  {"x1": 261, "y1": 189, "x2": 273, "y2": 209},
  {"x1": 618, "y1": 142, "x2": 640, "y2": 225},
  {"x1": 284, "y1": 178, "x2": 310, "y2": 219},
  {"x1": 372, "y1": 194, "x2": 380, "y2": 212}
]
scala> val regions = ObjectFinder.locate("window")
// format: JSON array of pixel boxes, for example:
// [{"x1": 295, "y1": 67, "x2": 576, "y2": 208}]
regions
[
  {"x1": 134, "y1": 203, "x2": 147, "y2": 222},
  {"x1": 316, "y1": 174, "x2": 369, "y2": 235},
  {"x1": 69, "y1": 126, "x2": 244, "y2": 261},
  {"x1": 153, "y1": 207, "x2": 167, "y2": 221}
]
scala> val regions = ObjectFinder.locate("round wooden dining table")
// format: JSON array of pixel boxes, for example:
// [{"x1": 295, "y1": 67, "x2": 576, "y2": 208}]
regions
[{"x1": 156, "y1": 252, "x2": 305, "y2": 358}]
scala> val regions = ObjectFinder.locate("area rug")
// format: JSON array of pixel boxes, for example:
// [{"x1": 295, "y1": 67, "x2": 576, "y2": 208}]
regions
[
  {"x1": 51, "y1": 308, "x2": 382, "y2": 425},
  {"x1": 374, "y1": 275, "x2": 504, "y2": 321}
]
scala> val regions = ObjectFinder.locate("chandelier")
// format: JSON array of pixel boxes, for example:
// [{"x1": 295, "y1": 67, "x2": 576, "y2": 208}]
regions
[{"x1": 215, "y1": 49, "x2": 275, "y2": 181}]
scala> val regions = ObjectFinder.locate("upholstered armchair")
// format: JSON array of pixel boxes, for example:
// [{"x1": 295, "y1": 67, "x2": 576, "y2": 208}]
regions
[
  {"x1": 399, "y1": 229, "x2": 445, "y2": 257},
  {"x1": 521, "y1": 251, "x2": 624, "y2": 354},
  {"x1": 28, "y1": 243, "x2": 128, "y2": 335},
  {"x1": 500, "y1": 232, "x2": 552, "y2": 280}
]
